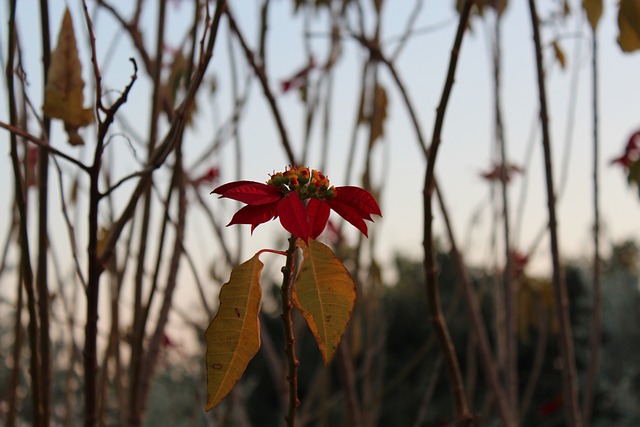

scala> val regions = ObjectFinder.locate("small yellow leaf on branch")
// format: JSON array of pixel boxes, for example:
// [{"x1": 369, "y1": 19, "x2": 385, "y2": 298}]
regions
[
  {"x1": 204, "y1": 255, "x2": 263, "y2": 411},
  {"x1": 44, "y1": 8, "x2": 93, "y2": 145},
  {"x1": 293, "y1": 239, "x2": 356, "y2": 365}
]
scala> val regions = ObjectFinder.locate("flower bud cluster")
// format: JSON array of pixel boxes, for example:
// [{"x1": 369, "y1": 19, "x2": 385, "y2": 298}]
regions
[{"x1": 268, "y1": 165, "x2": 336, "y2": 200}]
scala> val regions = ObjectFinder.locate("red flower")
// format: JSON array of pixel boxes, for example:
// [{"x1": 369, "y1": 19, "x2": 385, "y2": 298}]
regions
[
  {"x1": 280, "y1": 56, "x2": 316, "y2": 94},
  {"x1": 610, "y1": 130, "x2": 640, "y2": 168},
  {"x1": 212, "y1": 166, "x2": 381, "y2": 242},
  {"x1": 192, "y1": 166, "x2": 220, "y2": 188},
  {"x1": 480, "y1": 163, "x2": 523, "y2": 184}
]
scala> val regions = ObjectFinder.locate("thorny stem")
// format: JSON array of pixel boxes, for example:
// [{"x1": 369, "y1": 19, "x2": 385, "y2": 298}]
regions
[
  {"x1": 527, "y1": 1, "x2": 583, "y2": 426},
  {"x1": 422, "y1": 0, "x2": 474, "y2": 423},
  {"x1": 281, "y1": 235, "x2": 300, "y2": 427}
]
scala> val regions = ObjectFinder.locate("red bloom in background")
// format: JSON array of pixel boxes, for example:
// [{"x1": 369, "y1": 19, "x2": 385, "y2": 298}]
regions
[
  {"x1": 480, "y1": 163, "x2": 523, "y2": 184},
  {"x1": 610, "y1": 130, "x2": 640, "y2": 168},
  {"x1": 212, "y1": 166, "x2": 381, "y2": 242}
]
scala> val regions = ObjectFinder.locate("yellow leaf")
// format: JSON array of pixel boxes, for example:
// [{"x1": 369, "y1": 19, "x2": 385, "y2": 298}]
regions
[
  {"x1": 618, "y1": 0, "x2": 640, "y2": 52},
  {"x1": 552, "y1": 40, "x2": 567, "y2": 70},
  {"x1": 583, "y1": 0, "x2": 603, "y2": 30},
  {"x1": 293, "y1": 239, "x2": 356, "y2": 365},
  {"x1": 204, "y1": 255, "x2": 263, "y2": 411},
  {"x1": 43, "y1": 9, "x2": 93, "y2": 145}
]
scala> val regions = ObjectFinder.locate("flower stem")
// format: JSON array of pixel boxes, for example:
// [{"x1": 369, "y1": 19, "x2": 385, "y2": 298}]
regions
[{"x1": 280, "y1": 235, "x2": 300, "y2": 426}]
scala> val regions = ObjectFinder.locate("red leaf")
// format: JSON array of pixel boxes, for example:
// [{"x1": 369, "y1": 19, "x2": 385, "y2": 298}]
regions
[
  {"x1": 326, "y1": 198, "x2": 369, "y2": 237},
  {"x1": 278, "y1": 192, "x2": 309, "y2": 242},
  {"x1": 228, "y1": 202, "x2": 279, "y2": 232},
  {"x1": 213, "y1": 180, "x2": 283, "y2": 205},
  {"x1": 333, "y1": 186, "x2": 382, "y2": 219},
  {"x1": 307, "y1": 198, "x2": 331, "y2": 239}
]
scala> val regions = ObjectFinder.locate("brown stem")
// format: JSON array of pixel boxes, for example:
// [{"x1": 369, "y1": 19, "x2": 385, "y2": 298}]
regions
[
  {"x1": 422, "y1": 0, "x2": 473, "y2": 422},
  {"x1": 225, "y1": 7, "x2": 297, "y2": 165},
  {"x1": 0, "y1": 121, "x2": 90, "y2": 171},
  {"x1": 583, "y1": 28, "x2": 601, "y2": 427},
  {"x1": 436, "y1": 184, "x2": 514, "y2": 426},
  {"x1": 128, "y1": 0, "x2": 167, "y2": 419},
  {"x1": 37, "y1": 1, "x2": 52, "y2": 424},
  {"x1": 520, "y1": 300, "x2": 549, "y2": 422},
  {"x1": 492, "y1": 13, "x2": 517, "y2": 418},
  {"x1": 338, "y1": 341, "x2": 364, "y2": 427},
  {"x1": 135, "y1": 148, "x2": 187, "y2": 425},
  {"x1": 6, "y1": 2, "x2": 42, "y2": 425},
  {"x1": 281, "y1": 235, "x2": 300, "y2": 426},
  {"x1": 527, "y1": 1, "x2": 582, "y2": 425},
  {"x1": 79, "y1": 3, "x2": 139, "y2": 425},
  {"x1": 6, "y1": 276, "x2": 24, "y2": 427},
  {"x1": 98, "y1": 0, "x2": 227, "y2": 267}
]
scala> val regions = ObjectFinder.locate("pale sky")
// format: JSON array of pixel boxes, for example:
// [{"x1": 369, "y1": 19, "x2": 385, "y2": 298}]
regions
[{"x1": 1, "y1": 0, "x2": 640, "y2": 325}]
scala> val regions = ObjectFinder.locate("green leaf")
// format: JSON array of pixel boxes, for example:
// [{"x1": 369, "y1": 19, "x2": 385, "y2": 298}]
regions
[
  {"x1": 43, "y1": 8, "x2": 93, "y2": 146},
  {"x1": 293, "y1": 239, "x2": 356, "y2": 365},
  {"x1": 618, "y1": 0, "x2": 640, "y2": 53},
  {"x1": 583, "y1": 0, "x2": 603, "y2": 31},
  {"x1": 204, "y1": 254, "x2": 263, "y2": 411}
]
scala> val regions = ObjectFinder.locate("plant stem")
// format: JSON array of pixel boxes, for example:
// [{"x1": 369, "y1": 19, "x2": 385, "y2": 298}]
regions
[
  {"x1": 37, "y1": 1, "x2": 52, "y2": 424},
  {"x1": 422, "y1": 0, "x2": 474, "y2": 422},
  {"x1": 492, "y1": 12, "x2": 517, "y2": 418},
  {"x1": 7, "y1": 2, "x2": 42, "y2": 425},
  {"x1": 527, "y1": 1, "x2": 582, "y2": 426},
  {"x1": 281, "y1": 235, "x2": 300, "y2": 426},
  {"x1": 583, "y1": 28, "x2": 601, "y2": 427}
]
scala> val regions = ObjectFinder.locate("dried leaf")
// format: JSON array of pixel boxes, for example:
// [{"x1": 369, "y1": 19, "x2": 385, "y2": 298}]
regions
[
  {"x1": 43, "y1": 9, "x2": 93, "y2": 145},
  {"x1": 583, "y1": 0, "x2": 603, "y2": 30},
  {"x1": 293, "y1": 239, "x2": 356, "y2": 364},
  {"x1": 357, "y1": 83, "x2": 388, "y2": 146},
  {"x1": 552, "y1": 40, "x2": 567, "y2": 70},
  {"x1": 618, "y1": 0, "x2": 640, "y2": 53},
  {"x1": 204, "y1": 255, "x2": 263, "y2": 411}
]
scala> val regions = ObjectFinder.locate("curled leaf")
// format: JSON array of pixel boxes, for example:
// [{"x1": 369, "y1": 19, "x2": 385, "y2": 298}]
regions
[
  {"x1": 205, "y1": 255, "x2": 263, "y2": 411},
  {"x1": 293, "y1": 239, "x2": 356, "y2": 364},
  {"x1": 44, "y1": 9, "x2": 93, "y2": 145},
  {"x1": 618, "y1": 0, "x2": 640, "y2": 53}
]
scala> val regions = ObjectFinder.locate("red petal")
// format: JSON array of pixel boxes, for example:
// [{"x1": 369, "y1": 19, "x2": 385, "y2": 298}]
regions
[
  {"x1": 212, "y1": 180, "x2": 282, "y2": 205},
  {"x1": 277, "y1": 192, "x2": 309, "y2": 242},
  {"x1": 307, "y1": 198, "x2": 330, "y2": 239},
  {"x1": 228, "y1": 202, "x2": 278, "y2": 231},
  {"x1": 326, "y1": 198, "x2": 369, "y2": 237},
  {"x1": 333, "y1": 186, "x2": 382, "y2": 219}
]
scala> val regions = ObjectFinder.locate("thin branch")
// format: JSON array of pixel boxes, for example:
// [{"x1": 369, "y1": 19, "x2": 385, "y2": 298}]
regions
[
  {"x1": 422, "y1": 0, "x2": 474, "y2": 422},
  {"x1": 36, "y1": 2, "x2": 53, "y2": 421},
  {"x1": 0, "y1": 121, "x2": 90, "y2": 171},
  {"x1": 527, "y1": 1, "x2": 582, "y2": 425},
  {"x1": 225, "y1": 7, "x2": 297, "y2": 165},
  {"x1": 98, "y1": 0, "x2": 227, "y2": 267},
  {"x1": 6, "y1": 3, "x2": 42, "y2": 425},
  {"x1": 583, "y1": 27, "x2": 601, "y2": 427}
]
